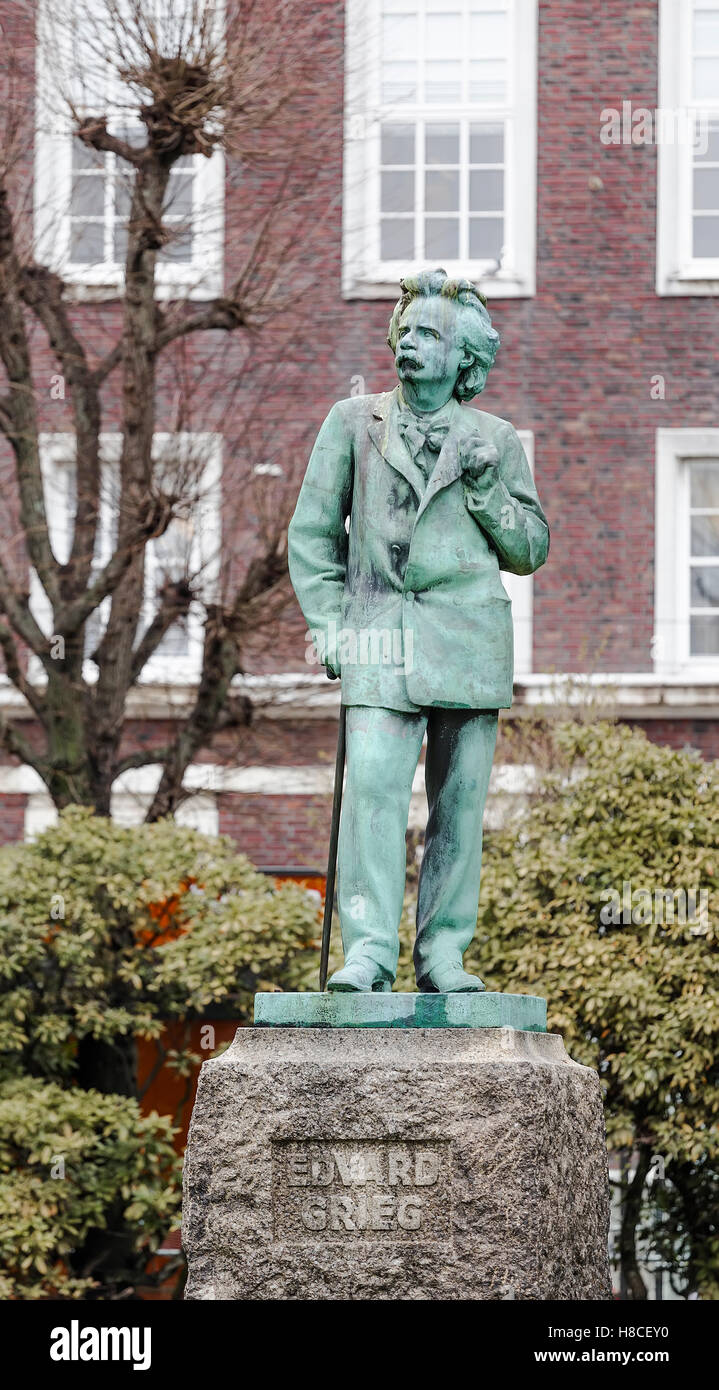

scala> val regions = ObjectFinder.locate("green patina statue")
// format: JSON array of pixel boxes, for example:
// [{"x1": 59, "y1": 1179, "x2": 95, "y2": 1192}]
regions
[{"x1": 288, "y1": 269, "x2": 549, "y2": 994}]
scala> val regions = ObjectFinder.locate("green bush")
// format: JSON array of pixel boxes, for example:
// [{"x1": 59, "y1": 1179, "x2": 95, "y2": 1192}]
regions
[
  {"x1": 0, "y1": 807, "x2": 322, "y2": 1296},
  {"x1": 0, "y1": 1076, "x2": 180, "y2": 1300},
  {"x1": 0, "y1": 806, "x2": 322, "y2": 1088}
]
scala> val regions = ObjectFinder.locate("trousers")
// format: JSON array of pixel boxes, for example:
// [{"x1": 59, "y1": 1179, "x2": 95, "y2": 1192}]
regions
[{"x1": 336, "y1": 705, "x2": 498, "y2": 983}]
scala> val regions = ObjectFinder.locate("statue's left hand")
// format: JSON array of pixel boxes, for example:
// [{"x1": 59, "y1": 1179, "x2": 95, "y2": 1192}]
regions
[{"x1": 461, "y1": 438, "x2": 500, "y2": 481}]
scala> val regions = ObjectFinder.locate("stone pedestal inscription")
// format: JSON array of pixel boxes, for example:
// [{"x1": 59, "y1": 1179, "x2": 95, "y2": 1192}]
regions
[
  {"x1": 273, "y1": 1141, "x2": 451, "y2": 1241},
  {"x1": 183, "y1": 1026, "x2": 612, "y2": 1301}
]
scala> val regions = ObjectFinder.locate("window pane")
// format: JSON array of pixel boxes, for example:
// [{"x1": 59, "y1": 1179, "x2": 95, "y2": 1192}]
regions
[
  {"x1": 691, "y1": 514, "x2": 719, "y2": 556},
  {"x1": 157, "y1": 620, "x2": 190, "y2": 657},
  {"x1": 693, "y1": 215, "x2": 719, "y2": 256},
  {"x1": 160, "y1": 227, "x2": 193, "y2": 262},
  {"x1": 425, "y1": 170, "x2": 459, "y2": 211},
  {"x1": 381, "y1": 218, "x2": 414, "y2": 258},
  {"x1": 469, "y1": 168, "x2": 504, "y2": 211},
  {"x1": 426, "y1": 124, "x2": 459, "y2": 165},
  {"x1": 382, "y1": 170, "x2": 414, "y2": 212},
  {"x1": 469, "y1": 59, "x2": 506, "y2": 102},
  {"x1": 382, "y1": 61, "x2": 417, "y2": 103},
  {"x1": 425, "y1": 61, "x2": 461, "y2": 102},
  {"x1": 695, "y1": 124, "x2": 719, "y2": 162},
  {"x1": 70, "y1": 222, "x2": 104, "y2": 263},
  {"x1": 154, "y1": 521, "x2": 193, "y2": 581},
  {"x1": 469, "y1": 215, "x2": 503, "y2": 259},
  {"x1": 694, "y1": 9, "x2": 719, "y2": 51},
  {"x1": 72, "y1": 141, "x2": 103, "y2": 171},
  {"x1": 470, "y1": 124, "x2": 504, "y2": 164},
  {"x1": 43, "y1": 461, "x2": 76, "y2": 563},
  {"x1": 469, "y1": 10, "x2": 508, "y2": 56},
  {"x1": 694, "y1": 167, "x2": 719, "y2": 210},
  {"x1": 114, "y1": 224, "x2": 127, "y2": 262},
  {"x1": 113, "y1": 126, "x2": 146, "y2": 160},
  {"x1": 693, "y1": 56, "x2": 719, "y2": 101},
  {"x1": 166, "y1": 173, "x2": 194, "y2": 217},
  {"x1": 690, "y1": 460, "x2": 719, "y2": 507},
  {"x1": 71, "y1": 174, "x2": 105, "y2": 216},
  {"x1": 383, "y1": 12, "x2": 418, "y2": 59},
  {"x1": 690, "y1": 564, "x2": 719, "y2": 605},
  {"x1": 425, "y1": 11, "x2": 461, "y2": 57},
  {"x1": 381, "y1": 123, "x2": 415, "y2": 164},
  {"x1": 690, "y1": 614, "x2": 719, "y2": 655},
  {"x1": 84, "y1": 610, "x2": 104, "y2": 661},
  {"x1": 425, "y1": 216, "x2": 458, "y2": 257},
  {"x1": 115, "y1": 176, "x2": 134, "y2": 222}
]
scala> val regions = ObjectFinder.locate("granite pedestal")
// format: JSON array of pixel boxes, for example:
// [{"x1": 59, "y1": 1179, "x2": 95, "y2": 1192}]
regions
[{"x1": 182, "y1": 993, "x2": 612, "y2": 1300}]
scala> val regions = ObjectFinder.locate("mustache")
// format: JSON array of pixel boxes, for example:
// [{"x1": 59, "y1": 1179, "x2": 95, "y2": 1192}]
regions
[{"x1": 396, "y1": 351, "x2": 424, "y2": 369}]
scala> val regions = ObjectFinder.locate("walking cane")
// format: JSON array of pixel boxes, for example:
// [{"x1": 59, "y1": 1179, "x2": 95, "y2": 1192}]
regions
[{"x1": 319, "y1": 674, "x2": 346, "y2": 991}]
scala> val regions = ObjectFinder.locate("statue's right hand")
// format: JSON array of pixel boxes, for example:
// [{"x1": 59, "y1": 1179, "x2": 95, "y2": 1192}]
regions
[{"x1": 461, "y1": 438, "x2": 500, "y2": 481}]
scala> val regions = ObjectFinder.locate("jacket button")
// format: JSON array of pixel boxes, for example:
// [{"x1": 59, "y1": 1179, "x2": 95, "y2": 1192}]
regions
[{"x1": 405, "y1": 590, "x2": 415, "y2": 602}]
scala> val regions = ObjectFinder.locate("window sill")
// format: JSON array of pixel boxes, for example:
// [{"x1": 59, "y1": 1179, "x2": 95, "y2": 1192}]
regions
[
  {"x1": 656, "y1": 272, "x2": 719, "y2": 297},
  {"x1": 342, "y1": 268, "x2": 535, "y2": 301},
  {"x1": 56, "y1": 272, "x2": 224, "y2": 303}
]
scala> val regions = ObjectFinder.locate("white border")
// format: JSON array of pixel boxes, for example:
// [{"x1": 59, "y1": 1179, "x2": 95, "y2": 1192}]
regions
[
  {"x1": 657, "y1": 0, "x2": 719, "y2": 295},
  {"x1": 34, "y1": 0, "x2": 225, "y2": 300},
  {"x1": 29, "y1": 431, "x2": 222, "y2": 685},
  {"x1": 655, "y1": 427, "x2": 719, "y2": 677},
  {"x1": 342, "y1": 0, "x2": 537, "y2": 299}
]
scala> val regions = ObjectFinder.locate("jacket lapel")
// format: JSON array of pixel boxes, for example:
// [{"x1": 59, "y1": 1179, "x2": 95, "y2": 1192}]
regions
[
  {"x1": 367, "y1": 388, "x2": 426, "y2": 504},
  {"x1": 415, "y1": 397, "x2": 472, "y2": 522}
]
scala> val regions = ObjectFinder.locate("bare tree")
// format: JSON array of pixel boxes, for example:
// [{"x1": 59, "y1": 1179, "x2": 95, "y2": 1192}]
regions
[{"x1": 0, "y1": 0, "x2": 338, "y2": 819}]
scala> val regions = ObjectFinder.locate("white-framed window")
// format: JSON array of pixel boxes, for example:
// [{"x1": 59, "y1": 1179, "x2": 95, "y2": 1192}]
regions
[
  {"x1": 34, "y1": 0, "x2": 224, "y2": 299},
  {"x1": 501, "y1": 429, "x2": 534, "y2": 677},
  {"x1": 342, "y1": 0, "x2": 537, "y2": 299},
  {"x1": 30, "y1": 432, "x2": 222, "y2": 685},
  {"x1": 657, "y1": 0, "x2": 719, "y2": 295},
  {"x1": 655, "y1": 429, "x2": 719, "y2": 674}
]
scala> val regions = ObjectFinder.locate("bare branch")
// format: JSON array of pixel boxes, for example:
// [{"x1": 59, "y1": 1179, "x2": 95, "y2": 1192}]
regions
[
  {"x1": 0, "y1": 710, "x2": 49, "y2": 781},
  {"x1": 76, "y1": 116, "x2": 146, "y2": 168},
  {"x1": 0, "y1": 558, "x2": 53, "y2": 664},
  {"x1": 0, "y1": 621, "x2": 46, "y2": 717},
  {"x1": 91, "y1": 341, "x2": 124, "y2": 385},
  {"x1": 155, "y1": 299, "x2": 247, "y2": 351},
  {"x1": 19, "y1": 263, "x2": 103, "y2": 596},
  {"x1": 129, "y1": 581, "x2": 193, "y2": 683},
  {"x1": 113, "y1": 745, "x2": 176, "y2": 779},
  {"x1": 0, "y1": 185, "x2": 61, "y2": 608}
]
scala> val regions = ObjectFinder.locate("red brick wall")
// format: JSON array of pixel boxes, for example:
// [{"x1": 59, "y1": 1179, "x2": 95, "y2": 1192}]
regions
[
  {"x1": 0, "y1": 795, "x2": 27, "y2": 843},
  {"x1": 218, "y1": 793, "x2": 332, "y2": 868},
  {"x1": 628, "y1": 719, "x2": 719, "y2": 759}
]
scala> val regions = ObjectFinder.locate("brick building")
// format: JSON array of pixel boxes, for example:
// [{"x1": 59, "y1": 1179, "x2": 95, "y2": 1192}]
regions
[{"x1": 0, "y1": 0, "x2": 718, "y2": 865}]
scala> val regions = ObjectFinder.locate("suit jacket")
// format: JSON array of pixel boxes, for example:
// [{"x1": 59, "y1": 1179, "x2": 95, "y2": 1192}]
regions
[{"x1": 288, "y1": 386, "x2": 549, "y2": 711}]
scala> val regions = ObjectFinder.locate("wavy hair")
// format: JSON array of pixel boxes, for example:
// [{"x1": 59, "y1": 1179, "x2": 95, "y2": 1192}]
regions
[{"x1": 387, "y1": 268, "x2": 500, "y2": 401}]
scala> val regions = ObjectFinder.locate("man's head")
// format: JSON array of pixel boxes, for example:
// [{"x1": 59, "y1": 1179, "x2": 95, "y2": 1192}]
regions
[{"x1": 387, "y1": 269, "x2": 500, "y2": 403}]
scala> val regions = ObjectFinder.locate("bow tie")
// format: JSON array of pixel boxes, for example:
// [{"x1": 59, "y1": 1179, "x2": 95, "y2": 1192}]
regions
[{"x1": 397, "y1": 411, "x2": 450, "y2": 463}]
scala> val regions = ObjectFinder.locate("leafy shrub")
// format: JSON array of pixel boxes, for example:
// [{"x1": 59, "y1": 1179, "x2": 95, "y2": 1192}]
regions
[
  {"x1": 0, "y1": 1076, "x2": 180, "y2": 1300},
  {"x1": 0, "y1": 808, "x2": 322, "y2": 1296},
  {"x1": 0, "y1": 806, "x2": 322, "y2": 1086}
]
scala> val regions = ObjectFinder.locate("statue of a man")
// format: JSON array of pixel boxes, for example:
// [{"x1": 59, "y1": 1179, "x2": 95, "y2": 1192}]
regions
[{"x1": 288, "y1": 269, "x2": 549, "y2": 994}]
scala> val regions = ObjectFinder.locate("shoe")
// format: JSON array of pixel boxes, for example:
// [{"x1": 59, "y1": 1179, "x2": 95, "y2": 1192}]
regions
[
  {"x1": 327, "y1": 959, "x2": 392, "y2": 992},
  {"x1": 417, "y1": 963, "x2": 485, "y2": 993}
]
